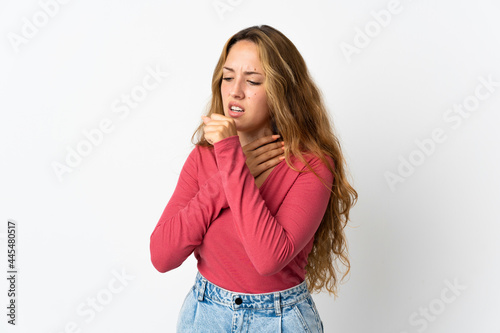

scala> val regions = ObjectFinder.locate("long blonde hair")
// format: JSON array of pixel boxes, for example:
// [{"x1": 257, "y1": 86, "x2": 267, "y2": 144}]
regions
[{"x1": 192, "y1": 25, "x2": 357, "y2": 296}]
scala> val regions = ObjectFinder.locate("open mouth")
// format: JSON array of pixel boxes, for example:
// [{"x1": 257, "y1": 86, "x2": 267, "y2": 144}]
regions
[{"x1": 230, "y1": 106, "x2": 244, "y2": 112}]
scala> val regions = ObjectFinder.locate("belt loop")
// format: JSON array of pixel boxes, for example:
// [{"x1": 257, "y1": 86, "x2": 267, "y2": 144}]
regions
[
  {"x1": 274, "y1": 292, "x2": 281, "y2": 316},
  {"x1": 198, "y1": 279, "x2": 207, "y2": 302}
]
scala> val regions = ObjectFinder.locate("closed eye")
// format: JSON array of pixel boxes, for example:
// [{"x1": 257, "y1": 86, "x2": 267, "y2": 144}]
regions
[{"x1": 222, "y1": 77, "x2": 262, "y2": 85}]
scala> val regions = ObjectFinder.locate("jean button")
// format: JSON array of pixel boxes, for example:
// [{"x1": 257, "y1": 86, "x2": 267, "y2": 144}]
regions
[{"x1": 235, "y1": 297, "x2": 242, "y2": 305}]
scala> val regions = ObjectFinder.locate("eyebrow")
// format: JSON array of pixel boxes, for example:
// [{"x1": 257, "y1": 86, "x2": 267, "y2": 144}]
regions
[{"x1": 222, "y1": 67, "x2": 263, "y2": 76}]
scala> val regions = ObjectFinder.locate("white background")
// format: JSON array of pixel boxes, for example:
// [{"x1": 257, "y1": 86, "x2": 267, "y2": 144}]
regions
[{"x1": 1, "y1": 0, "x2": 499, "y2": 332}]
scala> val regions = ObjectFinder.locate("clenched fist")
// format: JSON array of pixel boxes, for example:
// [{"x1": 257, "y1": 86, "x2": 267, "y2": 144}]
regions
[{"x1": 202, "y1": 113, "x2": 237, "y2": 145}]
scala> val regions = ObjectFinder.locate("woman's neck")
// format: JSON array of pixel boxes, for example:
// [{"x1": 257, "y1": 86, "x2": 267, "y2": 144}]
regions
[{"x1": 237, "y1": 126, "x2": 274, "y2": 146}]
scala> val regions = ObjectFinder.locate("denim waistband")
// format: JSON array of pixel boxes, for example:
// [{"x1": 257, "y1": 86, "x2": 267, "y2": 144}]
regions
[{"x1": 193, "y1": 272, "x2": 310, "y2": 315}]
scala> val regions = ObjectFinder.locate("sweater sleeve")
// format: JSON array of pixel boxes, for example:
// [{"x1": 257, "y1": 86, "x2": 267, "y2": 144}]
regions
[
  {"x1": 150, "y1": 146, "x2": 228, "y2": 273},
  {"x1": 213, "y1": 135, "x2": 334, "y2": 276}
]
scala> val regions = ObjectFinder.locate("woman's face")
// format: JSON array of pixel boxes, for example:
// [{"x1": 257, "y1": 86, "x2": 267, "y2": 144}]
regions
[{"x1": 221, "y1": 40, "x2": 271, "y2": 135}]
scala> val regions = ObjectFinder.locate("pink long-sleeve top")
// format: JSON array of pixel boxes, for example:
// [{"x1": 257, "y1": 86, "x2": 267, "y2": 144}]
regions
[{"x1": 150, "y1": 135, "x2": 334, "y2": 293}]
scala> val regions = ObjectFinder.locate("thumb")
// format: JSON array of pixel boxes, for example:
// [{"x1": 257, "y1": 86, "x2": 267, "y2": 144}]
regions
[
  {"x1": 210, "y1": 113, "x2": 229, "y2": 121},
  {"x1": 201, "y1": 115, "x2": 211, "y2": 124}
]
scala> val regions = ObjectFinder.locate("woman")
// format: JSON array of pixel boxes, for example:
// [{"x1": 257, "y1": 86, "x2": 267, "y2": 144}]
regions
[{"x1": 150, "y1": 25, "x2": 357, "y2": 332}]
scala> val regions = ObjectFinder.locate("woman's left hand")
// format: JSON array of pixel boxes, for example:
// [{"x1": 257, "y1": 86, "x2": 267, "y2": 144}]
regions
[
  {"x1": 242, "y1": 135, "x2": 284, "y2": 178},
  {"x1": 202, "y1": 114, "x2": 237, "y2": 145}
]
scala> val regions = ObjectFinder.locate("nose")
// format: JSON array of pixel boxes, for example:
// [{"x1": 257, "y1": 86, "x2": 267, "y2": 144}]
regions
[{"x1": 229, "y1": 77, "x2": 245, "y2": 99}]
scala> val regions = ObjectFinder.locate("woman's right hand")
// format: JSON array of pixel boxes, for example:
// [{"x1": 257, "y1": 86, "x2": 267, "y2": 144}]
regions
[{"x1": 242, "y1": 134, "x2": 285, "y2": 178}]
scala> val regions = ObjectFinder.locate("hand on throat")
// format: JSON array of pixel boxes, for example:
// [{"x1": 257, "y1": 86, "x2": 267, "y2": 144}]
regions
[{"x1": 237, "y1": 126, "x2": 275, "y2": 146}]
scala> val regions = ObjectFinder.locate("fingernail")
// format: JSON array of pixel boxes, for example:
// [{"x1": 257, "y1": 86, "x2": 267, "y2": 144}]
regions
[
  {"x1": 281, "y1": 141, "x2": 285, "y2": 145},
  {"x1": 272, "y1": 134, "x2": 280, "y2": 138},
  {"x1": 279, "y1": 156, "x2": 285, "y2": 160}
]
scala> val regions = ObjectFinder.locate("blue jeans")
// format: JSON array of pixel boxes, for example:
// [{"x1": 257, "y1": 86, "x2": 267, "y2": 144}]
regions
[{"x1": 177, "y1": 272, "x2": 324, "y2": 332}]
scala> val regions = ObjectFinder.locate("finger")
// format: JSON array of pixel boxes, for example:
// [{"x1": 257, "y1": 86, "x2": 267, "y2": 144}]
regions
[
  {"x1": 252, "y1": 155, "x2": 285, "y2": 176},
  {"x1": 244, "y1": 142, "x2": 283, "y2": 164},
  {"x1": 204, "y1": 129, "x2": 220, "y2": 143},
  {"x1": 244, "y1": 134, "x2": 279, "y2": 150},
  {"x1": 204, "y1": 118, "x2": 236, "y2": 134},
  {"x1": 253, "y1": 147, "x2": 285, "y2": 165},
  {"x1": 243, "y1": 134, "x2": 281, "y2": 152},
  {"x1": 203, "y1": 122, "x2": 237, "y2": 144},
  {"x1": 203, "y1": 115, "x2": 230, "y2": 125},
  {"x1": 245, "y1": 146, "x2": 284, "y2": 171},
  {"x1": 210, "y1": 113, "x2": 232, "y2": 121},
  {"x1": 203, "y1": 118, "x2": 229, "y2": 127},
  {"x1": 201, "y1": 115, "x2": 211, "y2": 124},
  {"x1": 252, "y1": 141, "x2": 284, "y2": 157},
  {"x1": 203, "y1": 123, "x2": 230, "y2": 135},
  {"x1": 210, "y1": 113, "x2": 237, "y2": 130}
]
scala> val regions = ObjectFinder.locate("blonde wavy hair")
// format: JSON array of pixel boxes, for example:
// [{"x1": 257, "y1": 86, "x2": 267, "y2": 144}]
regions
[{"x1": 192, "y1": 25, "x2": 358, "y2": 296}]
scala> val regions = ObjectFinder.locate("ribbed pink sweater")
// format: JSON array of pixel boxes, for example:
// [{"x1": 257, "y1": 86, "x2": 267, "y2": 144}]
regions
[{"x1": 150, "y1": 135, "x2": 334, "y2": 293}]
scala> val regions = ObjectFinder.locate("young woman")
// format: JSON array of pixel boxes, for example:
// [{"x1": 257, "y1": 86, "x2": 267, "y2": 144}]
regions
[{"x1": 150, "y1": 25, "x2": 357, "y2": 332}]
